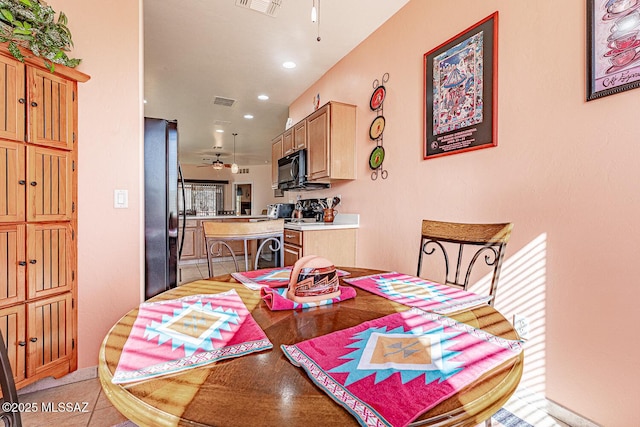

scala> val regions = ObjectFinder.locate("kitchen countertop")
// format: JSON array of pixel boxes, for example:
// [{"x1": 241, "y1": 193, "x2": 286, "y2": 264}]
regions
[
  {"x1": 183, "y1": 214, "x2": 269, "y2": 220},
  {"x1": 284, "y1": 213, "x2": 359, "y2": 231},
  {"x1": 181, "y1": 213, "x2": 359, "y2": 231}
]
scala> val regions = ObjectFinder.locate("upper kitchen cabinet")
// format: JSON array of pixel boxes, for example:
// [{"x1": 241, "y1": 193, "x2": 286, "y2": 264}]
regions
[
  {"x1": 282, "y1": 127, "x2": 294, "y2": 156},
  {"x1": 27, "y1": 67, "x2": 76, "y2": 150},
  {"x1": 293, "y1": 120, "x2": 307, "y2": 152},
  {"x1": 283, "y1": 121, "x2": 307, "y2": 156},
  {"x1": 306, "y1": 102, "x2": 356, "y2": 182},
  {"x1": 271, "y1": 134, "x2": 283, "y2": 189}
]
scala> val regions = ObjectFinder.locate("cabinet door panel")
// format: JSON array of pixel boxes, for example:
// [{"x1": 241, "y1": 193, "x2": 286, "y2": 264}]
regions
[
  {"x1": 0, "y1": 141, "x2": 25, "y2": 222},
  {"x1": 179, "y1": 226, "x2": 198, "y2": 260},
  {"x1": 307, "y1": 107, "x2": 330, "y2": 180},
  {"x1": 27, "y1": 67, "x2": 74, "y2": 150},
  {"x1": 26, "y1": 292, "x2": 73, "y2": 377},
  {"x1": 284, "y1": 243, "x2": 302, "y2": 266},
  {"x1": 0, "y1": 224, "x2": 26, "y2": 306},
  {"x1": 271, "y1": 136, "x2": 283, "y2": 189},
  {"x1": 282, "y1": 129, "x2": 294, "y2": 155},
  {"x1": 27, "y1": 146, "x2": 72, "y2": 221},
  {"x1": 294, "y1": 121, "x2": 307, "y2": 151},
  {"x1": 0, "y1": 304, "x2": 26, "y2": 384},
  {"x1": 0, "y1": 55, "x2": 25, "y2": 142},
  {"x1": 27, "y1": 223, "x2": 73, "y2": 300}
]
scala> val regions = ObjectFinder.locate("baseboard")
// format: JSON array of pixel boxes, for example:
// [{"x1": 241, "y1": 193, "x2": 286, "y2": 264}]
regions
[
  {"x1": 546, "y1": 399, "x2": 601, "y2": 427},
  {"x1": 17, "y1": 366, "x2": 98, "y2": 395}
]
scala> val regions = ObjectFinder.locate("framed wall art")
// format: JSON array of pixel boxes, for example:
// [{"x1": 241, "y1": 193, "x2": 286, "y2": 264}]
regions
[
  {"x1": 587, "y1": 0, "x2": 640, "y2": 100},
  {"x1": 423, "y1": 12, "x2": 498, "y2": 159}
]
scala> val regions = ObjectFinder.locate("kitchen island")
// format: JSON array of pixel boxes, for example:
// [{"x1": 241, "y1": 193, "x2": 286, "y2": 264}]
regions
[
  {"x1": 178, "y1": 214, "x2": 269, "y2": 264},
  {"x1": 179, "y1": 213, "x2": 359, "y2": 270}
]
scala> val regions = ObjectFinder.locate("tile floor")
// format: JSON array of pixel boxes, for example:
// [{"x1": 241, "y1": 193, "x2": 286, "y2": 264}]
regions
[
  {"x1": 18, "y1": 377, "x2": 129, "y2": 427},
  {"x1": 15, "y1": 264, "x2": 572, "y2": 427},
  {"x1": 17, "y1": 376, "x2": 571, "y2": 427}
]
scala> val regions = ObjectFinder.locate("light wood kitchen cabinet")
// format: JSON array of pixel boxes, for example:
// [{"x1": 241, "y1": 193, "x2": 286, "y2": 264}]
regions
[
  {"x1": 178, "y1": 219, "x2": 199, "y2": 261},
  {"x1": 0, "y1": 224, "x2": 26, "y2": 307},
  {"x1": 26, "y1": 292, "x2": 74, "y2": 379},
  {"x1": 27, "y1": 67, "x2": 76, "y2": 150},
  {"x1": 282, "y1": 128, "x2": 294, "y2": 156},
  {"x1": 26, "y1": 223, "x2": 73, "y2": 300},
  {"x1": 0, "y1": 46, "x2": 88, "y2": 390},
  {"x1": 282, "y1": 122, "x2": 306, "y2": 156},
  {"x1": 293, "y1": 120, "x2": 307, "y2": 152},
  {"x1": 283, "y1": 227, "x2": 356, "y2": 267},
  {"x1": 0, "y1": 140, "x2": 25, "y2": 223},
  {"x1": 0, "y1": 304, "x2": 26, "y2": 384},
  {"x1": 27, "y1": 145, "x2": 73, "y2": 222},
  {"x1": 271, "y1": 135, "x2": 283, "y2": 189},
  {"x1": 0, "y1": 54, "x2": 25, "y2": 142},
  {"x1": 178, "y1": 217, "x2": 253, "y2": 266},
  {"x1": 270, "y1": 101, "x2": 355, "y2": 188},
  {"x1": 306, "y1": 102, "x2": 356, "y2": 182},
  {"x1": 283, "y1": 229, "x2": 304, "y2": 266}
]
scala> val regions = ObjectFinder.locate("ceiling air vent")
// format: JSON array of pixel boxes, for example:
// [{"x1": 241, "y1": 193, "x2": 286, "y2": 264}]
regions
[
  {"x1": 213, "y1": 96, "x2": 236, "y2": 107},
  {"x1": 235, "y1": 0, "x2": 282, "y2": 17}
]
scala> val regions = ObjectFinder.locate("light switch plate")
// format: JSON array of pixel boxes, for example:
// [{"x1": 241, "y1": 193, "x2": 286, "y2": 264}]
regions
[{"x1": 114, "y1": 189, "x2": 128, "y2": 208}]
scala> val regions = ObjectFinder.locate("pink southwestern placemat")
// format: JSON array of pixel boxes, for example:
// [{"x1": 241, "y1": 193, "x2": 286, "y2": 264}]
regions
[
  {"x1": 282, "y1": 307, "x2": 523, "y2": 427},
  {"x1": 232, "y1": 266, "x2": 350, "y2": 290},
  {"x1": 112, "y1": 289, "x2": 272, "y2": 384},
  {"x1": 344, "y1": 272, "x2": 492, "y2": 314}
]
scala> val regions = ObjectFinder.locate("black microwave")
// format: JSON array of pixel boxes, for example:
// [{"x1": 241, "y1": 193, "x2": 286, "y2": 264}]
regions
[{"x1": 278, "y1": 149, "x2": 307, "y2": 190}]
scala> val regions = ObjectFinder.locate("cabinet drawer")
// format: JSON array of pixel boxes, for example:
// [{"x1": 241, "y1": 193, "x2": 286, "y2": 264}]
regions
[
  {"x1": 184, "y1": 219, "x2": 198, "y2": 228},
  {"x1": 284, "y1": 243, "x2": 302, "y2": 266},
  {"x1": 284, "y1": 229, "x2": 302, "y2": 246}
]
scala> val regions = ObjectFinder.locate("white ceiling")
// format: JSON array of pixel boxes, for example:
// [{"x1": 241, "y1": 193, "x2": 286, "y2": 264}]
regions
[{"x1": 143, "y1": 0, "x2": 409, "y2": 167}]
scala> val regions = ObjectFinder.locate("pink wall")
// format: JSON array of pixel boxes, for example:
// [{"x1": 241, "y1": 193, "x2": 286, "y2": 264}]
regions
[
  {"x1": 50, "y1": 0, "x2": 144, "y2": 368},
  {"x1": 44, "y1": 0, "x2": 637, "y2": 424},
  {"x1": 288, "y1": 1, "x2": 639, "y2": 425}
]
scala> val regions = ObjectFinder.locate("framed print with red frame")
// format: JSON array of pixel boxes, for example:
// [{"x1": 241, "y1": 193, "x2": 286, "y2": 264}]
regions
[{"x1": 423, "y1": 12, "x2": 498, "y2": 159}]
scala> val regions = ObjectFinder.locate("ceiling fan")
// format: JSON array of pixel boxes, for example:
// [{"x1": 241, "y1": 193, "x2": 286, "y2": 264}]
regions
[{"x1": 198, "y1": 153, "x2": 231, "y2": 170}]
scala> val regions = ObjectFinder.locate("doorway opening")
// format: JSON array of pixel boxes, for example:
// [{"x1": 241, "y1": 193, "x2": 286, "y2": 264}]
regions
[{"x1": 233, "y1": 182, "x2": 253, "y2": 215}]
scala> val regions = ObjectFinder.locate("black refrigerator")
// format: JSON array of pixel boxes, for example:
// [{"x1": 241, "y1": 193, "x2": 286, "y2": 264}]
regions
[{"x1": 144, "y1": 117, "x2": 181, "y2": 299}]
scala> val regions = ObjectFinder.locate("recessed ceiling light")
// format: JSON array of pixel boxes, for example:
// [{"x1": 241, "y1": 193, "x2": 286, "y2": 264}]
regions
[
  {"x1": 282, "y1": 61, "x2": 296, "y2": 69},
  {"x1": 244, "y1": 114, "x2": 254, "y2": 119},
  {"x1": 143, "y1": 99, "x2": 147, "y2": 104},
  {"x1": 215, "y1": 129, "x2": 224, "y2": 133},
  {"x1": 258, "y1": 94, "x2": 269, "y2": 100}
]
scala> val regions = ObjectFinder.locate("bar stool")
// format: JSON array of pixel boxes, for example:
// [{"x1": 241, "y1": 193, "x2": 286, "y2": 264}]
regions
[{"x1": 202, "y1": 219, "x2": 284, "y2": 276}]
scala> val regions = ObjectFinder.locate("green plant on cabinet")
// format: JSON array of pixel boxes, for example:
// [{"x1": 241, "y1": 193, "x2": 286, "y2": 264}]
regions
[{"x1": 0, "y1": 0, "x2": 81, "y2": 72}]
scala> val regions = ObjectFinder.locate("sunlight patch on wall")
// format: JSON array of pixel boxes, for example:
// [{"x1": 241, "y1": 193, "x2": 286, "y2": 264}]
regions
[{"x1": 473, "y1": 233, "x2": 548, "y2": 396}]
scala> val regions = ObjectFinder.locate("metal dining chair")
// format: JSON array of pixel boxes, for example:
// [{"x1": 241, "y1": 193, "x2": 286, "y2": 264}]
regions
[
  {"x1": 417, "y1": 219, "x2": 513, "y2": 306},
  {"x1": 0, "y1": 330, "x2": 22, "y2": 427},
  {"x1": 202, "y1": 219, "x2": 285, "y2": 276}
]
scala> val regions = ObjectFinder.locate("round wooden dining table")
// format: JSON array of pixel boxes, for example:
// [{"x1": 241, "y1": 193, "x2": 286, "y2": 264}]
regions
[{"x1": 98, "y1": 267, "x2": 523, "y2": 427}]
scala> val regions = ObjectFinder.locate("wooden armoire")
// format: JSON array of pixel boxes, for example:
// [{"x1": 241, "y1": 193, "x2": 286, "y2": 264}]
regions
[{"x1": 0, "y1": 45, "x2": 89, "y2": 389}]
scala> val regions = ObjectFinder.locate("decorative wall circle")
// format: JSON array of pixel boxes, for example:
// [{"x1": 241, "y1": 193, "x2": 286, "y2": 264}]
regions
[
  {"x1": 369, "y1": 146, "x2": 385, "y2": 169},
  {"x1": 369, "y1": 115, "x2": 386, "y2": 140}
]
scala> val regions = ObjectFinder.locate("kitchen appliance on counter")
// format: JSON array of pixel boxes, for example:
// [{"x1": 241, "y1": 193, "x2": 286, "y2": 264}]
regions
[
  {"x1": 277, "y1": 149, "x2": 329, "y2": 191},
  {"x1": 267, "y1": 203, "x2": 295, "y2": 219},
  {"x1": 281, "y1": 198, "x2": 336, "y2": 222}
]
